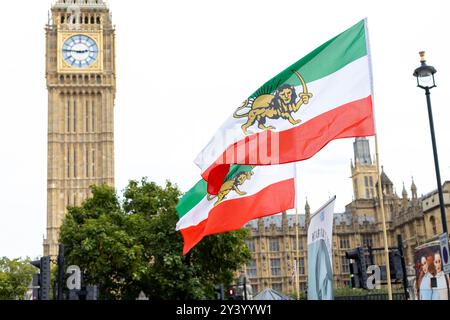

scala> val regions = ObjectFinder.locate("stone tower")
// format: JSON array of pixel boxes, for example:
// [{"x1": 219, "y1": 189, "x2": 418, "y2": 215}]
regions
[
  {"x1": 44, "y1": 0, "x2": 116, "y2": 257},
  {"x1": 351, "y1": 138, "x2": 378, "y2": 200}
]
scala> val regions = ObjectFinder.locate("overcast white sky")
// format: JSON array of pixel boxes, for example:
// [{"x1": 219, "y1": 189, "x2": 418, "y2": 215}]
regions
[{"x1": 1, "y1": 0, "x2": 450, "y2": 259}]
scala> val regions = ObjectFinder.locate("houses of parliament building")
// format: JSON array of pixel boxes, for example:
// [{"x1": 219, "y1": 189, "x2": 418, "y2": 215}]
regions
[{"x1": 244, "y1": 137, "x2": 450, "y2": 295}]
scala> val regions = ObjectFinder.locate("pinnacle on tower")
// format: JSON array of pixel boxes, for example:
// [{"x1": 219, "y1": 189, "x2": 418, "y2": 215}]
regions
[
  {"x1": 411, "y1": 177, "x2": 418, "y2": 199},
  {"x1": 305, "y1": 199, "x2": 310, "y2": 213},
  {"x1": 305, "y1": 198, "x2": 311, "y2": 227},
  {"x1": 402, "y1": 182, "x2": 408, "y2": 199}
]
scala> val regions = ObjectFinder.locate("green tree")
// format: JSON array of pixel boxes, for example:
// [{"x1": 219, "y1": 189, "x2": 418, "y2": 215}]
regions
[
  {"x1": 60, "y1": 179, "x2": 251, "y2": 300},
  {"x1": 60, "y1": 185, "x2": 146, "y2": 300},
  {"x1": 0, "y1": 257, "x2": 36, "y2": 300}
]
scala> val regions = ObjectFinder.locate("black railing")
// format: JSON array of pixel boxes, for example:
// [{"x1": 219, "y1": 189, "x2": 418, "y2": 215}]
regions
[{"x1": 335, "y1": 293, "x2": 407, "y2": 300}]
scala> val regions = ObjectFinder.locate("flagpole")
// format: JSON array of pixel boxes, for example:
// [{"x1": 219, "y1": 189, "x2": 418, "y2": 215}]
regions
[
  {"x1": 374, "y1": 134, "x2": 393, "y2": 300},
  {"x1": 295, "y1": 208, "x2": 300, "y2": 300},
  {"x1": 364, "y1": 17, "x2": 393, "y2": 301}
]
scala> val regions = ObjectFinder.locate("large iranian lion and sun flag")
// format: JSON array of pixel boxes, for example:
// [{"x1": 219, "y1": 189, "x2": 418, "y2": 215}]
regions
[{"x1": 177, "y1": 19, "x2": 375, "y2": 253}]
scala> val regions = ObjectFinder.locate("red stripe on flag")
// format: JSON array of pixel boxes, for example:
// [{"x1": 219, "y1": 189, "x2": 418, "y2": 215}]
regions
[
  {"x1": 203, "y1": 96, "x2": 374, "y2": 195},
  {"x1": 180, "y1": 178, "x2": 295, "y2": 254}
]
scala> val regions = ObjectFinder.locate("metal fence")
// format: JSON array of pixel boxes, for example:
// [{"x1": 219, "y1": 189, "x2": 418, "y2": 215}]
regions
[{"x1": 335, "y1": 293, "x2": 407, "y2": 300}]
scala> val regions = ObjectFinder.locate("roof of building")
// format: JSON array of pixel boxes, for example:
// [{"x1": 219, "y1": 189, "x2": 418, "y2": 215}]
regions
[
  {"x1": 253, "y1": 288, "x2": 292, "y2": 300},
  {"x1": 334, "y1": 212, "x2": 353, "y2": 226},
  {"x1": 245, "y1": 211, "x2": 376, "y2": 229},
  {"x1": 422, "y1": 181, "x2": 450, "y2": 199},
  {"x1": 380, "y1": 167, "x2": 393, "y2": 186},
  {"x1": 53, "y1": 0, "x2": 107, "y2": 9},
  {"x1": 356, "y1": 215, "x2": 376, "y2": 225},
  {"x1": 245, "y1": 214, "x2": 306, "y2": 229}
]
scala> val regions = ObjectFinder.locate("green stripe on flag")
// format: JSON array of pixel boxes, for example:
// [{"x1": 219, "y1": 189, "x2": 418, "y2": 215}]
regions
[
  {"x1": 224, "y1": 165, "x2": 254, "y2": 181},
  {"x1": 176, "y1": 165, "x2": 254, "y2": 218},
  {"x1": 251, "y1": 20, "x2": 367, "y2": 99},
  {"x1": 176, "y1": 179, "x2": 207, "y2": 218}
]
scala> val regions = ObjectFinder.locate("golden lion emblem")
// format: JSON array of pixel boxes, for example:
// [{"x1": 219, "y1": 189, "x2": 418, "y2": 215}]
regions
[
  {"x1": 207, "y1": 170, "x2": 254, "y2": 207},
  {"x1": 233, "y1": 71, "x2": 312, "y2": 135}
]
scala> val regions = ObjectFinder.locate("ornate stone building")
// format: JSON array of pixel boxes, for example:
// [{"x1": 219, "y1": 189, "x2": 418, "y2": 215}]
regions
[
  {"x1": 44, "y1": 0, "x2": 116, "y2": 257},
  {"x1": 244, "y1": 138, "x2": 448, "y2": 296},
  {"x1": 422, "y1": 182, "x2": 450, "y2": 240}
]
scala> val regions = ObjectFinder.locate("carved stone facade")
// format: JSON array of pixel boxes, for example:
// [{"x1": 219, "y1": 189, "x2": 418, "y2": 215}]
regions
[
  {"x1": 422, "y1": 182, "x2": 450, "y2": 241},
  {"x1": 44, "y1": 0, "x2": 116, "y2": 257},
  {"x1": 244, "y1": 138, "x2": 448, "y2": 295}
]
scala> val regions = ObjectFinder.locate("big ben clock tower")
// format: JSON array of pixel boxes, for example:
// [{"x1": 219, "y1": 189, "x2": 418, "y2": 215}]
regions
[{"x1": 44, "y1": 0, "x2": 116, "y2": 257}]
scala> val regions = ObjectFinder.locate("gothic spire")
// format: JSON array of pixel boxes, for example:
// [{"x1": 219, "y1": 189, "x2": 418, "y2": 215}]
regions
[
  {"x1": 411, "y1": 177, "x2": 418, "y2": 199},
  {"x1": 305, "y1": 199, "x2": 311, "y2": 228},
  {"x1": 402, "y1": 182, "x2": 408, "y2": 199}
]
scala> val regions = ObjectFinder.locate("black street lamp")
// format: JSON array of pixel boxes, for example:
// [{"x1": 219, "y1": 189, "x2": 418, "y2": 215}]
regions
[{"x1": 413, "y1": 51, "x2": 447, "y2": 235}]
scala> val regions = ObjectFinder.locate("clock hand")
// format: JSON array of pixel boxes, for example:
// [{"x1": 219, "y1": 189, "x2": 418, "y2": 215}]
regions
[{"x1": 62, "y1": 49, "x2": 90, "y2": 53}]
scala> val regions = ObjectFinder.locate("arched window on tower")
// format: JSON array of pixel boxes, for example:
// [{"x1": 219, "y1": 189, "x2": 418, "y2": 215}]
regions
[
  {"x1": 67, "y1": 144, "x2": 71, "y2": 178},
  {"x1": 73, "y1": 146, "x2": 77, "y2": 178},
  {"x1": 73, "y1": 97, "x2": 77, "y2": 133},
  {"x1": 67, "y1": 97, "x2": 71, "y2": 132},
  {"x1": 92, "y1": 97, "x2": 95, "y2": 131},
  {"x1": 85, "y1": 99, "x2": 89, "y2": 132},
  {"x1": 92, "y1": 149, "x2": 96, "y2": 177},
  {"x1": 85, "y1": 145, "x2": 89, "y2": 177}
]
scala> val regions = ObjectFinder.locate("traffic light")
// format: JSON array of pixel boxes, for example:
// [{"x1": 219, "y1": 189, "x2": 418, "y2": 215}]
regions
[
  {"x1": 31, "y1": 274, "x2": 40, "y2": 300},
  {"x1": 214, "y1": 284, "x2": 224, "y2": 300},
  {"x1": 227, "y1": 287, "x2": 236, "y2": 300},
  {"x1": 348, "y1": 260, "x2": 361, "y2": 288},
  {"x1": 57, "y1": 244, "x2": 65, "y2": 300},
  {"x1": 345, "y1": 247, "x2": 368, "y2": 289},
  {"x1": 227, "y1": 286, "x2": 243, "y2": 300},
  {"x1": 30, "y1": 256, "x2": 51, "y2": 300},
  {"x1": 388, "y1": 249, "x2": 404, "y2": 281}
]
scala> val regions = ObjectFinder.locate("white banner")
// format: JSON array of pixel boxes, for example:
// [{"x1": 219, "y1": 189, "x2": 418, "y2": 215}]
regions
[{"x1": 307, "y1": 196, "x2": 336, "y2": 300}]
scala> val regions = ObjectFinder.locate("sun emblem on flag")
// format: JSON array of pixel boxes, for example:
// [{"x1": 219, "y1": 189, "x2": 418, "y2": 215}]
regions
[
  {"x1": 207, "y1": 170, "x2": 254, "y2": 207},
  {"x1": 233, "y1": 70, "x2": 313, "y2": 135}
]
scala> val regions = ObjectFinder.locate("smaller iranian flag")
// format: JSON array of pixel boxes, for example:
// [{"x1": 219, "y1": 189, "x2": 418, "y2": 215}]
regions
[{"x1": 176, "y1": 164, "x2": 296, "y2": 254}]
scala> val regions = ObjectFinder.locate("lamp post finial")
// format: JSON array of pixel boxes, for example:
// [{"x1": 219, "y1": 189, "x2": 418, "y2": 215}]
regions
[{"x1": 419, "y1": 51, "x2": 426, "y2": 63}]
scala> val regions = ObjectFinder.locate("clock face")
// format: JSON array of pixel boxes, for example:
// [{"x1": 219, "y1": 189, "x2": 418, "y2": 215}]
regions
[{"x1": 62, "y1": 35, "x2": 99, "y2": 68}]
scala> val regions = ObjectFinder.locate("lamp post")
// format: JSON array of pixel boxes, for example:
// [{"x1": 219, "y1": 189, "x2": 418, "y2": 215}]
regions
[{"x1": 413, "y1": 51, "x2": 447, "y2": 235}]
